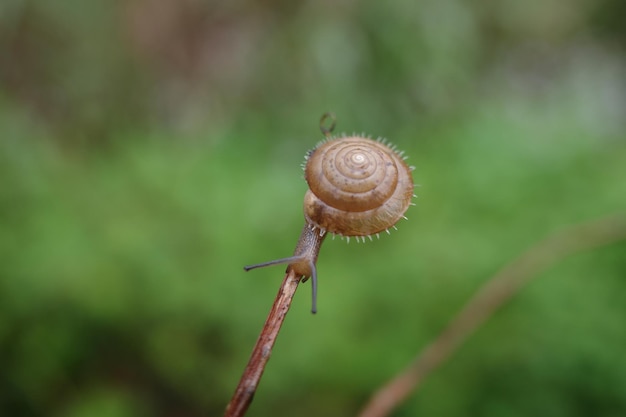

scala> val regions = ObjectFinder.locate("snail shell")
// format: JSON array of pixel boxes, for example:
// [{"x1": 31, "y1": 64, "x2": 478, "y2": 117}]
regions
[{"x1": 303, "y1": 136, "x2": 414, "y2": 237}]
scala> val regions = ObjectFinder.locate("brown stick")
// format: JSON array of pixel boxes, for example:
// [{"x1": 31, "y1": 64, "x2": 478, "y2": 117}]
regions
[
  {"x1": 359, "y1": 213, "x2": 626, "y2": 417},
  {"x1": 224, "y1": 269, "x2": 301, "y2": 417}
]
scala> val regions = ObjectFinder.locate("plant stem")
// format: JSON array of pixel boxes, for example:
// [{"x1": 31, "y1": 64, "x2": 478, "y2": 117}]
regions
[
  {"x1": 224, "y1": 269, "x2": 301, "y2": 417},
  {"x1": 358, "y1": 213, "x2": 626, "y2": 417}
]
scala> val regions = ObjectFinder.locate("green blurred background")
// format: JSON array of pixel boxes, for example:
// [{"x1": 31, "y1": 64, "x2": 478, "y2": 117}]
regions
[{"x1": 1, "y1": 1, "x2": 626, "y2": 416}]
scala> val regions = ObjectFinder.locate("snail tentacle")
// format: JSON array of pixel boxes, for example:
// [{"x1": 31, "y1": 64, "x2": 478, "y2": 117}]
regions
[{"x1": 244, "y1": 255, "x2": 307, "y2": 272}]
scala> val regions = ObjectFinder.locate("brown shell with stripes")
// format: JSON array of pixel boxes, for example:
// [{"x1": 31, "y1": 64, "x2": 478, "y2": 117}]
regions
[{"x1": 303, "y1": 135, "x2": 414, "y2": 239}]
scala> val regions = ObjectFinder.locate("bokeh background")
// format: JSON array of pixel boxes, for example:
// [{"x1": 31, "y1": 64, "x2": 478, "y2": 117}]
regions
[{"x1": 2, "y1": 1, "x2": 626, "y2": 416}]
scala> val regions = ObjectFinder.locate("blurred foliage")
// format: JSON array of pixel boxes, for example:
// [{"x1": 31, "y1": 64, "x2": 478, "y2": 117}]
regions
[{"x1": 1, "y1": 0, "x2": 626, "y2": 416}]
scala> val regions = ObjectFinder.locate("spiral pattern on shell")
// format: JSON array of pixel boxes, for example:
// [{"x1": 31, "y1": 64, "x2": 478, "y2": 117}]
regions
[{"x1": 303, "y1": 135, "x2": 414, "y2": 237}]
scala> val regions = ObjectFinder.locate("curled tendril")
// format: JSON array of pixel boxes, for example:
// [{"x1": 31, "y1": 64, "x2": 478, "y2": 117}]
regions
[{"x1": 319, "y1": 112, "x2": 336, "y2": 138}]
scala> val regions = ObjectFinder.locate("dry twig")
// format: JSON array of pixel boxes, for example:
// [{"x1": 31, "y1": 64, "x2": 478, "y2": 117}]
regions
[
  {"x1": 224, "y1": 269, "x2": 301, "y2": 417},
  {"x1": 359, "y1": 213, "x2": 626, "y2": 417}
]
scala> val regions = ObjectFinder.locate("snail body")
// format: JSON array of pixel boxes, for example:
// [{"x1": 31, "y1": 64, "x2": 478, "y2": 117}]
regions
[{"x1": 245, "y1": 115, "x2": 415, "y2": 313}]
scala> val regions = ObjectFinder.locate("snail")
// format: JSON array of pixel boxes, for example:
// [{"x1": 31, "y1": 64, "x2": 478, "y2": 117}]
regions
[{"x1": 244, "y1": 113, "x2": 415, "y2": 313}]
